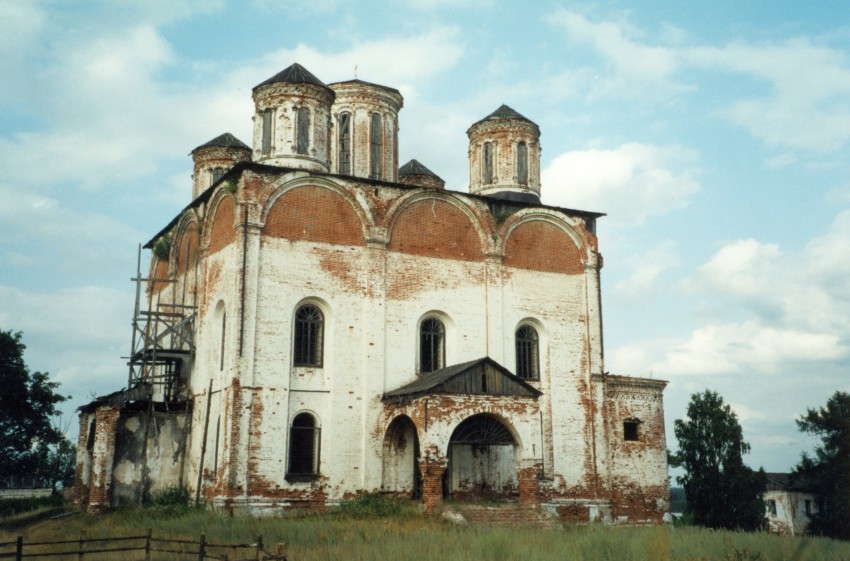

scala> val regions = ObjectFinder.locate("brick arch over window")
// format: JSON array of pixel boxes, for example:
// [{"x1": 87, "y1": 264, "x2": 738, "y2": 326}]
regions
[
  {"x1": 263, "y1": 185, "x2": 365, "y2": 247},
  {"x1": 208, "y1": 196, "x2": 236, "y2": 255},
  {"x1": 503, "y1": 220, "x2": 583, "y2": 274},
  {"x1": 175, "y1": 222, "x2": 199, "y2": 276},
  {"x1": 388, "y1": 199, "x2": 484, "y2": 261}
]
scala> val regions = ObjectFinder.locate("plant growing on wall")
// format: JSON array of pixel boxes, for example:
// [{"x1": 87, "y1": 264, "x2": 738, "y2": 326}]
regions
[{"x1": 153, "y1": 233, "x2": 172, "y2": 261}]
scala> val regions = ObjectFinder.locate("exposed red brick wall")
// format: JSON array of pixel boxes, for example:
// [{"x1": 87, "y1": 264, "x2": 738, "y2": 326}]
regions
[
  {"x1": 419, "y1": 458, "x2": 447, "y2": 513},
  {"x1": 263, "y1": 186, "x2": 364, "y2": 246},
  {"x1": 87, "y1": 406, "x2": 120, "y2": 514},
  {"x1": 389, "y1": 199, "x2": 483, "y2": 261},
  {"x1": 518, "y1": 466, "x2": 541, "y2": 506},
  {"x1": 150, "y1": 257, "x2": 169, "y2": 295},
  {"x1": 209, "y1": 196, "x2": 236, "y2": 255},
  {"x1": 503, "y1": 220, "x2": 583, "y2": 274},
  {"x1": 176, "y1": 223, "x2": 199, "y2": 275}
]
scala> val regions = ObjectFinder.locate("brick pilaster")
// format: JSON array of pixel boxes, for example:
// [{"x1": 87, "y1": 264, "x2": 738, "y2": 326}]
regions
[
  {"x1": 418, "y1": 457, "x2": 447, "y2": 513},
  {"x1": 87, "y1": 406, "x2": 121, "y2": 514}
]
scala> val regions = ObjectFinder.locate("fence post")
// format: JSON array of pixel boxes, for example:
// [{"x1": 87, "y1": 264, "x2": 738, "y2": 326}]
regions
[
  {"x1": 198, "y1": 533, "x2": 206, "y2": 561},
  {"x1": 15, "y1": 537, "x2": 22, "y2": 561},
  {"x1": 255, "y1": 535, "x2": 262, "y2": 561},
  {"x1": 145, "y1": 528, "x2": 152, "y2": 561},
  {"x1": 78, "y1": 530, "x2": 86, "y2": 561}
]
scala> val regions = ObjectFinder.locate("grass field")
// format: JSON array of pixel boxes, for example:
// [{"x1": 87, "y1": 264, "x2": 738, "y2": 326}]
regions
[{"x1": 2, "y1": 500, "x2": 849, "y2": 561}]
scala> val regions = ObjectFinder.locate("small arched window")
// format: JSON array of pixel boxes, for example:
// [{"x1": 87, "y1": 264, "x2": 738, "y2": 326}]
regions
[
  {"x1": 420, "y1": 317, "x2": 445, "y2": 373},
  {"x1": 287, "y1": 412, "x2": 320, "y2": 478},
  {"x1": 370, "y1": 113, "x2": 382, "y2": 180},
  {"x1": 296, "y1": 107, "x2": 310, "y2": 155},
  {"x1": 515, "y1": 325, "x2": 539, "y2": 380},
  {"x1": 483, "y1": 142, "x2": 494, "y2": 184},
  {"x1": 624, "y1": 419, "x2": 640, "y2": 441},
  {"x1": 294, "y1": 304, "x2": 323, "y2": 367},
  {"x1": 261, "y1": 108, "x2": 273, "y2": 155},
  {"x1": 338, "y1": 112, "x2": 351, "y2": 175},
  {"x1": 211, "y1": 167, "x2": 225, "y2": 185},
  {"x1": 517, "y1": 142, "x2": 528, "y2": 185}
]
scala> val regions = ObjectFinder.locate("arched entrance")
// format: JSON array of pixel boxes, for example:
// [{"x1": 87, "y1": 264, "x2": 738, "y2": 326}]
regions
[
  {"x1": 446, "y1": 414, "x2": 518, "y2": 501},
  {"x1": 382, "y1": 416, "x2": 422, "y2": 498}
]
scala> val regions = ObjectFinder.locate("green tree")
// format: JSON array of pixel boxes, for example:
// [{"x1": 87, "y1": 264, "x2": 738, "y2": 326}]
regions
[
  {"x1": 33, "y1": 438, "x2": 77, "y2": 491},
  {"x1": 0, "y1": 329, "x2": 69, "y2": 481},
  {"x1": 793, "y1": 391, "x2": 850, "y2": 540},
  {"x1": 670, "y1": 390, "x2": 767, "y2": 531}
]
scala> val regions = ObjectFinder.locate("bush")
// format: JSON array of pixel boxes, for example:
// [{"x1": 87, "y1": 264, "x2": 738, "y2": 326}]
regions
[
  {"x1": 332, "y1": 493, "x2": 403, "y2": 519},
  {"x1": 0, "y1": 494, "x2": 64, "y2": 518},
  {"x1": 148, "y1": 485, "x2": 191, "y2": 515}
]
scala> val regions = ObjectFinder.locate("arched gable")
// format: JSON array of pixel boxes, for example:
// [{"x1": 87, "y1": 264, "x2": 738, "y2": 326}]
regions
[
  {"x1": 387, "y1": 194, "x2": 486, "y2": 261},
  {"x1": 207, "y1": 194, "x2": 237, "y2": 256},
  {"x1": 502, "y1": 215, "x2": 585, "y2": 274},
  {"x1": 262, "y1": 183, "x2": 366, "y2": 247}
]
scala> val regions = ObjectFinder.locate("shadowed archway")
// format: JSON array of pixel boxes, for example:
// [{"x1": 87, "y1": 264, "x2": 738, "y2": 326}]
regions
[{"x1": 446, "y1": 414, "x2": 518, "y2": 501}]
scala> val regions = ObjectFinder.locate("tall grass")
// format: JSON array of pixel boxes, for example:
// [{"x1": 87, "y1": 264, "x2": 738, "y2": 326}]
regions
[{"x1": 2, "y1": 501, "x2": 849, "y2": 561}]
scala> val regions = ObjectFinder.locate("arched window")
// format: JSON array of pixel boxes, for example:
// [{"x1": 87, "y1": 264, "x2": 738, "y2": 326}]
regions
[
  {"x1": 624, "y1": 419, "x2": 640, "y2": 441},
  {"x1": 483, "y1": 142, "x2": 494, "y2": 184},
  {"x1": 517, "y1": 142, "x2": 528, "y2": 185},
  {"x1": 338, "y1": 112, "x2": 351, "y2": 175},
  {"x1": 420, "y1": 317, "x2": 445, "y2": 373},
  {"x1": 261, "y1": 108, "x2": 273, "y2": 155},
  {"x1": 211, "y1": 167, "x2": 225, "y2": 185},
  {"x1": 294, "y1": 304, "x2": 323, "y2": 367},
  {"x1": 219, "y1": 311, "x2": 226, "y2": 371},
  {"x1": 515, "y1": 325, "x2": 538, "y2": 380},
  {"x1": 296, "y1": 107, "x2": 310, "y2": 155},
  {"x1": 287, "y1": 412, "x2": 320, "y2": 478},
  {"x1": 370, "y1": 113, "x2": 382, "y2": 180}
]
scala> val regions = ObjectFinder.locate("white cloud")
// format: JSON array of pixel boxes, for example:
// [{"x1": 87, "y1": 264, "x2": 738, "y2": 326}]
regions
[
  {"x1": 616, "y1": 208, "x2": 850, "y2": 379},
  {"x1": 548, "y1": 10, "x2": 850, "y2": 154},
  {"x1": 686, "y1": 39, "x2": 850, "y2": 152},
  {"x1": 613, "y1": 240, "x2": 679, "y2": 298},
  {"x1": 697, "y1": 239, "x2": 781, "y2": 298},
  {"x1": 0, "y1": 284, "x2": 131, "y2": 409},
  {"x1": 542, "y1": 143, "x2": 700, "y2": 226},
  {"x1": 652, "y1": 321, "x2": 844, "y2": 376},
  {"x1": 548, "y1": 9, "x2": 692, "y2": 100},
  {"x1": 241, "y1": 28, "x2": 464, "y2": 91}
]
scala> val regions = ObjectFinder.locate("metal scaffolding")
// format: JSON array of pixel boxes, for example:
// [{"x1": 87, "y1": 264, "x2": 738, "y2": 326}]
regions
[{"x1": 126, "y1": 244, "x2": 196, "y2": 403}]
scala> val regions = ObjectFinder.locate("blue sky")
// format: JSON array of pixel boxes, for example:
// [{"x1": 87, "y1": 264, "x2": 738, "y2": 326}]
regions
[{"x1": 2, "y1": 0, "x2": 849, "y2": 475}]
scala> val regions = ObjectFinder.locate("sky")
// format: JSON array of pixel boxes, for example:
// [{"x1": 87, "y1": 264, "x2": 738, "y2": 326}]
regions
[{"x1": 1, "y1": 0, "x2": 849, "y2": 476}]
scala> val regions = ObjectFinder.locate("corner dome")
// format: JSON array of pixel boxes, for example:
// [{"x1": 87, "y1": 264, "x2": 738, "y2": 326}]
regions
[
  {"x1": 399, "y1": 159, "x2": 445, "y2": 190},
  {"x1": 253, "y1": 62, "x2": 331, "y2": 92}
]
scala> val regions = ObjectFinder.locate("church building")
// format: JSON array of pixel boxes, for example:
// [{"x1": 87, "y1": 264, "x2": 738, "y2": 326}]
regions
[{"x1": 74, "y1": 63, "x2": 670, "y2": 523}]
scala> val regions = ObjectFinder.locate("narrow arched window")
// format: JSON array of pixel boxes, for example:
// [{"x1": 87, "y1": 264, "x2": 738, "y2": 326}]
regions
[
  {"x1": 338, "y1": 112, "x2": 351, "y2": 175},
  {"x1": 294, "y1": 304, "x2": 323, "y2": 367},
  {"x1": 261, "y1": 108, "x2": 273, "y2": 155},
  {"x1": 296, "y1": 107, "x2": 310, "y2": 155},
  {"x1": 370, "y1": 113, "x2": 382, "y2": 180},
  {"x1": 420, "y1": 318, "x2": 445, "y2": 373},
  {"x1": 287, "y1": 413, "x2": 320, "y2": 478},
  {"x1": 624, "y1": 419, "x2": 640, "y2": 441},
  {"x1": 219, "y1": 311, "x2": 226, "y2": 371},
  {"x1": 483, "y1": 142, "x2": 494, "y2": 184},
  {"x1": 211, "y1": 167, "x2": 225, "y2": 185},
  {"x1": 517, "y1": 142, "x2": 528, "y2": 185},
  {"x1": 515, "y1": 325, "x2": 538, "y2": 380}
]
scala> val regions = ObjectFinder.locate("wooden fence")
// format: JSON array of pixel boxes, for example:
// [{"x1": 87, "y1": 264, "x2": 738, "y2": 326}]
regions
[{"x1": 0, "y1": 531, "x2": 287, "y2": 561}]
